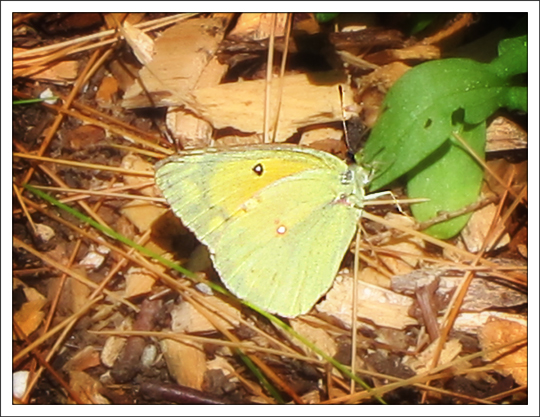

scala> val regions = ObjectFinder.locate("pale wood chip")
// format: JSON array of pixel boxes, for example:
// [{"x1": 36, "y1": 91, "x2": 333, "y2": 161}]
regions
[
  {"x1": 478, "y1": 316, "x2": 527, "y2": 386},
  {"x1": 316, "y1": 273, "x2": 417, "y2": 329},
  {"x1": 160, "y1": 339, "x2": 206, "y2": 389}
]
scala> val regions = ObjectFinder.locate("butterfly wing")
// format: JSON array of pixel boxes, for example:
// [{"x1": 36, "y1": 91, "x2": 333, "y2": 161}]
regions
[
  {"x1": 211, "y1": 168, "x2": 364, "y2": 317},
  {"x1": 155, "y1": 145, "x2": 365, "y2": 317}
]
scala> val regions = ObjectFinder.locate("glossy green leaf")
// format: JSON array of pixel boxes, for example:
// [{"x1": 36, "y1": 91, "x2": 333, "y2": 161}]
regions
[
  {"x1": 361, "y1": 58, "x2": 507, "y2": 191},
  {"x1": 407, "y1": 120, "x2": 485, "y2": 239},
  {"x1": 359, "y1": 35, "x2": 527, "y2": 238},
  {"x1": 314, "y1": 13, "x2": 339, "y2": 23}
]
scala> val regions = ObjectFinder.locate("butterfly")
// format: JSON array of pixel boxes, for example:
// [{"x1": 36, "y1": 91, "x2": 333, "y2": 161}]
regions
[{"x1": 155, "y1": 143, "x2": 369, "y2": 317}]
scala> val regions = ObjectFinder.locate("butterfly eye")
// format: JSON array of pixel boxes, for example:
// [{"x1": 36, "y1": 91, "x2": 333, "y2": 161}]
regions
[{"x1": 252, "y1": 163, "x2": 264, "y2": 176}]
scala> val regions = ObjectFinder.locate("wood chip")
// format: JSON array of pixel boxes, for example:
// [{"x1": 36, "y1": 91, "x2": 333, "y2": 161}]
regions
[
  {"x1": 316, "y1": 273, "x2": 417, "y2": 330},
  {"x1": 69, "y1": 371, "x2": 110, "y2": 404},
  {"x1": 121, "y1": 153, "x2": 157, "y2": 197},
  {"x1": 453, "y1": 311, "x2": 526, "y2": 335},
  {"x1": 13, "y1": 47, "x2": 79, "y2": 81},
  {"x1": 403, "y1": 338, "x2": 462, "y2": 375},
  {"x1": 228, "y1": 13, "x2": 288, "y2": 40},
  {"x1": 166, "y1": 108, "x2": 214, "y2": 149},
  {"x1": 289, "y1": 318, "x2": 337, "y2": 358},
  {"x1": 365, "y1": 44, "x2": 441, "y2": 65},
  {"x1": 170, "y1": 296, "x2": 241, "y2": 334},
  {"x1": 64, "y1": 346, "x2": 101, "y2": 372},
  {"x1": 122, "y1": 20, "x2": 155, "y2": 66},
  {"x1": 101, "y1": 332, "x2": 128, "y2": 368},
  {"x1": 486, "y1": 116, "x2": 528, "y2": 152},
  {"x1": 34, "y1": 223, "x2": 55, "y2": 243},
  {"x1": 478, "y1": 315, "x2": 527, "y2": 386},
  {"x1": 193, "y1": 71, "x2": 354, "y2": 142},
  {"x1": 13, "y1": 292, "x2": 47, "y2": 339},
  {"x1": 161, "y1": 339, "x2": 206, "y2": 389},
  {"x1": 124, "y1": 266, "x2": 157, "y2": 299},
  {"x1": 122, "y1": 16, "x2": 231, "y2": 108},
  {"x1": 461, "y1": 203, "x2": 510, "y2": 252},
  {"x1": 96, "y1": 75, "x2": 119, "y2": 107}
]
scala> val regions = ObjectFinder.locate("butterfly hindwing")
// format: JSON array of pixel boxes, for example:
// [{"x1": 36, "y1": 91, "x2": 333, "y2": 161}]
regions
[{"x1": 210, "y1": 168, "x2": 362, "y2": 316}]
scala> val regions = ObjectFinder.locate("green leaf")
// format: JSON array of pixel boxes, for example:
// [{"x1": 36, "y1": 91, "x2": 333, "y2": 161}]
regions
[
  {"x1": 359, "y1": 35, "x2": 527, "y2": 238},
  {"x1": 361, "y1": 58, "x2": 508, "y2": 191},
  {"x1": 489, "y1": 35, "x2": 528, "y2": 78},
  {"x1": 314, "y1": 13, "x2": 339, "y2": 23},
  {"x1": 407, "y1": 120, "x2": 485, "y2": 239},
  {"x1": 407, "y1": 13, "x2": 439, "y2": 34}
]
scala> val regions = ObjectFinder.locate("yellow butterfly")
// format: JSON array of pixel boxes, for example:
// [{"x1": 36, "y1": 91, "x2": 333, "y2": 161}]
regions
[{"x1": 155, "y1": 144, "x2": 368, "y2": 317}]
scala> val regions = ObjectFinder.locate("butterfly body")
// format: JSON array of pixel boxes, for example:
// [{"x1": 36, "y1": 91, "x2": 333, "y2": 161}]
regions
[{"x1": 155, "y1": 144, "x2": 368, "y2": 317}]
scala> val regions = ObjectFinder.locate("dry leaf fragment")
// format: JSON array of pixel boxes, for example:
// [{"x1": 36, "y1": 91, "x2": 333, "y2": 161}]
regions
[
  {"x1": 68, "y1": 275, "x2": 92, "y2": 315},
  {"x1": 299, "y1": 390, "x2": 321, "y2": 405},
  {"x1": 206, "y1": 357, "x2": 237, "y2": 384},
  {"x1": 79, "y1": 244, "x2": 109, "y2": 270},
  {"x1": 121, "y1": 200, "x2": 168, "y2": 235},
  {"x1": 101, "y1": 335, "x2": 127, "y2": 369},
  {"x1": 122, "y1": 20, "x2": 155, "y2": 65},
  {"x1": 484, "y1": 159, "x2": 528, "y2": 196},
  {"x1": 374, "y1": 240, "x2": 424, "y2": 276},
  {"x1": 13, "y1": 299, "x2": 47, "y2": 339},
  {"x1": 61, "y1": 124, "x2": 106, "y2": 151},
  {"x1": 141, "y1": 344, "x2": 158, "y2": 368},
  {"x1": 299, "y1": 127, "x2": 344, "y2": 149},
  {"x1": 120, "y1": 154, "x2": 167, "y2": 234},
  {"x1": 478, "y1": 316, "x2": 527, "y2": 386},
  {"x1": 69, "y1": 371, "x2": 110, "y2": 404},
  {"x1": 122, "y1": 16, "x2": 230, "y2": 108},
  {"x1": 517, "y1": 244, "x2": 527, "y2": 258},
  {"x1": 13, "y1": 279, "x2": 47, "y2": 339},
  {"x1": 166, "y1": 108, "x2": 214, "y2": 150},
  {"x1": 64, "y1": 346, "x2": 101, "y2": 372},
  {"x1": 165, "y1": 52, "x2": 228, "y2": 149}
]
